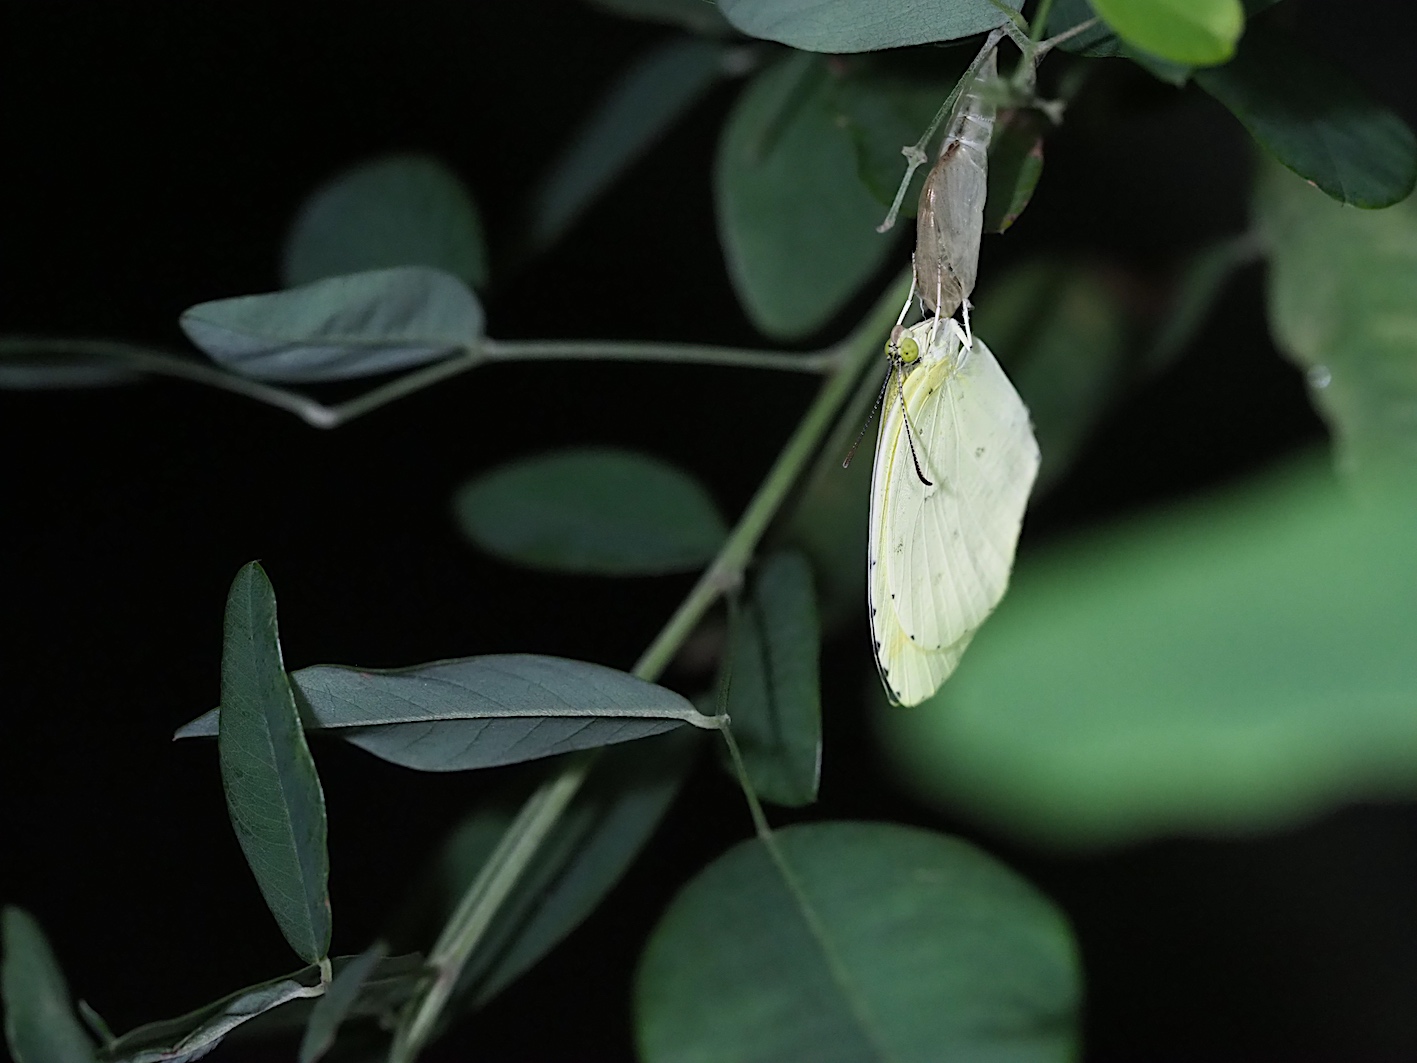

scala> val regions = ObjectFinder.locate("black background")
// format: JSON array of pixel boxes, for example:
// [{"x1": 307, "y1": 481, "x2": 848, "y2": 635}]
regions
[{"x1": 4, "y1": 1, "x2": 1417, "y2": 1060}]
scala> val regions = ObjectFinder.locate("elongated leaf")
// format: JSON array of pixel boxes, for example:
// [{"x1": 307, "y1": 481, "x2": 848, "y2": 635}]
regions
[
  {"x1": 635, "y1": 822, "x2": 1080, "y2": 1062},
  {"x1": 530, "y1": 39, "x2": 725, "y2": 251},
  {"x1": 974, "y1": 257, "x2": 1129, "y2": 494},
  {"x1": 1090, "y1": 0, "x2": 1242, "y2": 66},
  {"x1": 298, "y1": 943, "x2": 386, "y2": 1063},
  {"x1": 180, "y1": 266, "x2": 483, "y2": 382},
  {"x1": 101, "y1": 969, "x2": 324, "y2": 1063},
  {"x1": 179, "y1": 653, "x2": 720, "y2": 772},
  {"x1": 1256, "y1": 162, "x2": 1417, "y2": 483},
  {"x1": 1197, "y1": 24, "x2": 1417, "y2": 208},
  {"x1": 717, "y1": 0, "x2": 1020, "y2": 53},
  {"x1": 2, "y1": 907, "x2": 97, "y2": 1063},
  {"x1": 218, "y1": 562, "x2": 331, "y2": 964},
  {"x1": 724, "y1": 552, "x2": 821, "y2": 807},
  {"x1": 984, "y1": 107, "x2": 1046, "y2": 233},
  {"x1": 98, "y1": 955, "x2": 423, "y2": 1063},
  {"x1": 717, "y1": 53, "x2": 898, "y2": 338},
  {"x1": 582, "y1": 0, "x2": 732, "y2": 35},
  {"x1": 423, "y1": 729, "x2": 703, "y2": 1008},
  {"x1": 453, "y1": 448, "x2": 726, "y2": 575},
  {"x1": 283, "y1": 155, "x2": 487, "y2": 290},
  {"x1": 879, "y1": 458, "x2": 1417, "y2": 847}
]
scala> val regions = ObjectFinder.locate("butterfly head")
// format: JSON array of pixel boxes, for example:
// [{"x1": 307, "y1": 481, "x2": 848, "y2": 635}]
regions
[{"x1": 886, "y1": 327, "x2": 921, "y2": 367}]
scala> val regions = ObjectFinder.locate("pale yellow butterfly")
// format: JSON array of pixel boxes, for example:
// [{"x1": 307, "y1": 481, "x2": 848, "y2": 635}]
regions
[{"x1": 868, "y1": 314, "x2": 1040, "y2": 706}]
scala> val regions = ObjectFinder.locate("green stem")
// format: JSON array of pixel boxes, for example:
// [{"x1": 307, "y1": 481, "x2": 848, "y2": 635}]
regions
[
  {"x1": 1030, "y1": 0, "x2": 1056, "y2": 42},
  {"x1": 387, "y1": 269, "x2": 911, "y2": 1062}
]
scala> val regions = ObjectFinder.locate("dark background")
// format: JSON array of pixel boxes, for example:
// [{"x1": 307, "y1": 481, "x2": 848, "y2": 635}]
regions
[{"x1": 4, "y1": 1, "x2": 1417, "y2": 1059}]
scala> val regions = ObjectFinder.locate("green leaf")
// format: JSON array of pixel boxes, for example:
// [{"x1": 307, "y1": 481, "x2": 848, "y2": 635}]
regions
[
  {"x1": 530, "y1": 40, "x2": 724, "y2": 251},
  {"x1": 635, "y1": 822, "x2": 1080, "y2": 1062},
  {"x1": 879, "y1": 458, "x2": 1417, "y2": 846},
  {"x1": 828, "y1": 61, "x2": 955, "y2": 218},
  {"x1": 1142, "y1": 234, "x2": 1258, "y2": 374},
  {"x1": 1256, "y1": 161, "x2": 1417, "y2": 483},
  {"x1": 974, "y1": 257, "x2": 1129, "y2": 494},
  {"x1": 433, "y1": 730, "x2": 702, "y2": 1008},
  {"x1": 178, "y1": 653, "x2": 721, "y2": 772},
  {"x1": 717, "y1": 53, "x2": 899, "y2": 338},
  {"x1": 2, "y1": 907, "x2": 97, "y2": 1063},
  {"x1": 1089, "y1": 0, "x2": 1242, "y2": 66},
  {"x1": 582, "y1": 0, "x2": 733, "y2": 35},
  {"x1": 1045, "y1": 0, "x2": 1192, "y2": 83},
  {"x1": 983, "y1": 106, "x2": 1046, "y2": 233},
  {"x1": 453, "y1": 447, "x2": 726, "y2": 575},
  {"x1": 180, "y1": 266, "x2": 483, "y2": 382},
  {"x1": 298, "y1": 943, "x2": 386, "y2": 1063},
  {"x1": 723, "y1": 551, "x2": 822, "y2": 807},
  {"x1": 98, "y1": 955, "x2": 424, "y2": 1063},
  {"x1": 101, "y1": 969, "x2": 324, "y2": 1063},
  {"x1": 717, "y1": 0, "x2": 1020, "y2": 53},
  {"x1": 218, "y1": 562, "x2": 331, "y2": 964},
  {"x1": 283, "y1": 154, "x2": 488, "y2": 291},
  {"x1": 1196, "y1": 23, "x2": 1417, "y2": 208}
]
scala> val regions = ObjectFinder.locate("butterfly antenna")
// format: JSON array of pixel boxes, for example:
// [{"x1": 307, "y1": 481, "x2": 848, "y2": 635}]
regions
[
  {"x1": 896, "y1": 369, "x2": 934, "y2": 487},
  {"x1": 843, "y1": 367, "x2": 895, "y2": 468}
]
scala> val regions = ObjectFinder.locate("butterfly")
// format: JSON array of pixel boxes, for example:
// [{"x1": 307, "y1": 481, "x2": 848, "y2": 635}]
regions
[{"x1": 868, "y1": 312, "x2": 1040, "y2": 706}]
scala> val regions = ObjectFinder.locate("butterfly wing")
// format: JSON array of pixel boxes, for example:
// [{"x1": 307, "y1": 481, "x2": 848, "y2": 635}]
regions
[{"x1": 883, "y1": 333, "x2": 1039, "y2": 665}]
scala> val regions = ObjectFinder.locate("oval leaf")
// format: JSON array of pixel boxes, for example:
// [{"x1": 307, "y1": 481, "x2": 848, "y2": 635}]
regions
[
  {"x1": 530, "y1": 39, "x2": 725, "y2": 252},
  {"x1": 635, "y1": 822, "x2": 1080, "y2": 1062},
  {"x1": 717, "y1": 53, "x2": 899, "y2": 338},
  {"x1": 179, "y1": 653, "x2": 720, "y2": 772},
  {"x1": 1090, "y1": 0, "x2": 1242, "y2": 66},
  {"x1": 879, "y1": 459, "x2": 1417, "y2": 846},
  {"x1": 283, "y1": 154, "x2": 487, "y2": 290},
  {"x1": 180, "y1": 266, "x2": 484, "y2": 382},
  {"x1": 1256, "y1": 161, "x2": 1417, "y2": 482},
  {"x1": 218, "y1": 562, "x2": 331, "y2": 964},
  {"x1": 717, "y1": 0, "x2": 1019, "y2": 53},
  {"x1": 453, "y1": 448, "x2": 726, "y2": 575},
  {"x1": 1196, "y1": 23, "x2": 1417, "y2": 208},
  {"x1": 723, "y1": 551, "x2": 822, "y2": 807},
  {"x1": 1, "y1": 907, "x2": 97, "y2": 1063}
]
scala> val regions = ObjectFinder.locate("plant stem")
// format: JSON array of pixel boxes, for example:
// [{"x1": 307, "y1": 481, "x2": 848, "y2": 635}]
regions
[{"x1": 387, "y1": 269, "x2": 911, "y2": 1062}]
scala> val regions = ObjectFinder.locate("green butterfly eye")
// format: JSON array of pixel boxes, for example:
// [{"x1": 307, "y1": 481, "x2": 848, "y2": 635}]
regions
[{"x1": 897, "y1": 337, "x2": 921, "y2": 364}]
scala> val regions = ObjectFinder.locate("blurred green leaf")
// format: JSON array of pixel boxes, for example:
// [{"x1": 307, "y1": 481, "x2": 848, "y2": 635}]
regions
[
  {"x1": 723, "y1": 551, "x2": 822, "y2": 807},
  {"x1": 180, "y1": 267, "x2": 483, "y2": 382},
  {"x1": 217, "y1": 562, "x2": 331, "y2": 965},
  {"x1": 635, "y1": 821, "x2": 1080, "y2": 1062},
  {"x1": 974, "y1": 257, "x2": 1129, "y2": 494},
  {"x1": 179, "y1": 653, "x2": 719, "y2": 772},
  {"x1": 1142, "y1": 233, "x2": 1259, "y2": 374},
  {"x1": 582, "y1": 0, "x2": 732, "y2": 35},
  {"x1": 75, "y1": 1004, "x2": 114, "y2": 1050},
  {"x1": 453, "y1": 447, "x2": 726, "y2": 575},
  {"x1": 418, "y1": 730, "x2": 702, "y2": 1009},
  {"x1": 1257, "y1": 162, "x2": 1417, "y2": 484},
  {"x1": 298, "y1": 943, "x2": 386, "y2": 1063},
  {"x1": 530, "y1": 39, "x2": 724, "y2": 251},
  {"x1": 2, "y1": 907, "x2": 97, "y2": 1063},
  {"x1": 282, "y1": 154, "x2": 487, "y2": 290},
  {"x1": 1046, "y1": 0, "x2": 1192, "y2": 82},
  {"x1": 1197, "y1": 24, "x2": 1417, "y2": 208},
  {"x1": 717, "y1": 0, "x2": 1019, "y2": 53},
  {"x1": 984, "y1": 107, "x2": 1046, "y2": 233},
  {"x1": 716, "y1": 52, "x2": 898, "y2": 338},
  {"x1": 829, "y1": 61, "x2": 954, "y2": 217},
  {"x1": 879, "y1": 458, "x2": 1417, "y2": 847},
  {"x1": 1089, "y1": 0, "x2": 1242, "y2": 66}
]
